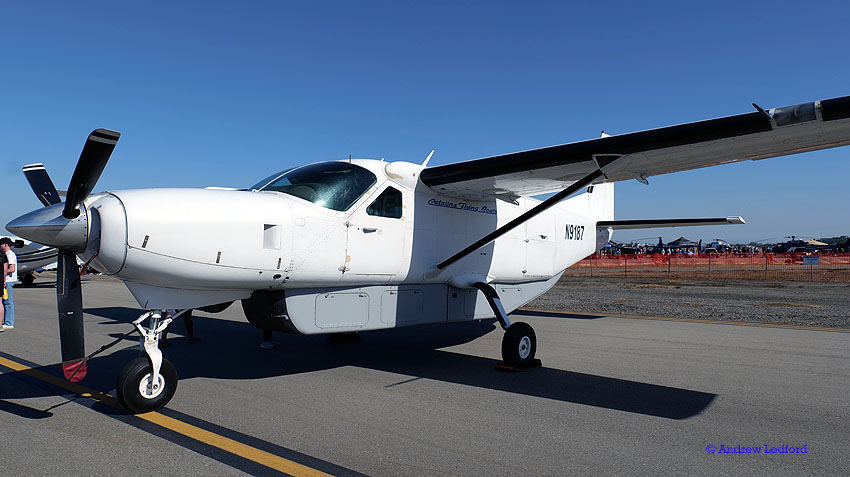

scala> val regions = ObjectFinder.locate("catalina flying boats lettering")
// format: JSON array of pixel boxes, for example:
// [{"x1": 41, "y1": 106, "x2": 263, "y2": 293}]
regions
[{"x1": 7, "y1": 95, "x2": 850, "y2": 413}]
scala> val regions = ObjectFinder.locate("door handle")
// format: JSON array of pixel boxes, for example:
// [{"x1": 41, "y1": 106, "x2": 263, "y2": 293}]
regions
[{"x1": 362, "y1": 227, "x2": 378, "y2": 233}]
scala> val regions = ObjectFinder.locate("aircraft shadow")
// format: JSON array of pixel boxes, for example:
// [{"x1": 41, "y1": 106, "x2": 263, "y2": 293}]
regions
[
  {"x1": 86, "y1": 306, "x2": 144, "y2": 322},
  {"x1": 0, "y1": 398, "x2": 53, "y2": 419},
  {"x1": 15, "y1": 282, "x2": 55, "y2": 289},
  {"x1": 0, "y1": 307, "x2": 715, "y2": 420},
  {"x1": 514, "y1": 310, "x2": 604, "y2": 320}
]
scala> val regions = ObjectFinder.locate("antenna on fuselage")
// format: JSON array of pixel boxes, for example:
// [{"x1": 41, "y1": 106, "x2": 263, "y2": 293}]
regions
[{"x1": 422, "y1": 150, "x2": 435, "y2": 167}]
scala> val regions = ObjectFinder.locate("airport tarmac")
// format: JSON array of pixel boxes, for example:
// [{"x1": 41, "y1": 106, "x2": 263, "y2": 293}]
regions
[{"x1": 1, "y1": 277, "x2": 848, "y2": 476}]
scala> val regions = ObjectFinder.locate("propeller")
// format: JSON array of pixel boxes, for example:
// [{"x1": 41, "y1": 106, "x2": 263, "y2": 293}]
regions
[
  {"x1": 22, "y1": 164, "x2": 61, "y2": 206},
  {"x1": 13, "y1": 129, "x2": 120, "y2": 382},
  {"x1": 63, "y1": 129, "x2": 120, "y2": 219},
  {"x1": 57, "y1": 250, "x2": 85, "y2": 380}
]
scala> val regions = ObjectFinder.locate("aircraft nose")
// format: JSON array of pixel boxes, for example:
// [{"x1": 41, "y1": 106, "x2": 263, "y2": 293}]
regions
[{"x1": 6, "y1": 203, "x2": 89, "y2": 251}]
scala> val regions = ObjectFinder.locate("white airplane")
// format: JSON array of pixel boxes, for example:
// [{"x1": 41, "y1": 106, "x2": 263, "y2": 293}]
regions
[
  {"x1": 7, "y1": 95, "x2": 850, "y2": 413},
  {"x1": 0, "y1": 235, "x2": 59, "y2": 286}
]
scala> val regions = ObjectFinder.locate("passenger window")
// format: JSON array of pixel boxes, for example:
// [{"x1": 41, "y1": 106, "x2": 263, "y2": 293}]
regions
[{"x1": 366, "y1": 187, "x2": 402, "y2": 218}]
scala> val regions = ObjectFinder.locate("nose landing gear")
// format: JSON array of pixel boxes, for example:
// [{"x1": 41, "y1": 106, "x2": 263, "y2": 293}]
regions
[
  {"x1": 116, "y1": 311, "x2": 179, "y2": 413},
  {"x1": 116, "y1": 356, "x2": 178, "y2": 412}
]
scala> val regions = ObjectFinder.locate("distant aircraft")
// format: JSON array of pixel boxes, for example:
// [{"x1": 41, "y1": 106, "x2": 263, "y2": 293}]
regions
[
  {"x1": 7, "y1": 95, "x2": 850, "y2": 413},
  {"x1": 1, "y1": 235, "x2": 58, "y2": 286},
  {"x1": 704, "y1": 239, "x2": 731, "y2": 253}
]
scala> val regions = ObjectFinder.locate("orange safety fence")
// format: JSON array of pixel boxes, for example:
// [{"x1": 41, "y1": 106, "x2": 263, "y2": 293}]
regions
[{"x1": 565, "y1": 252, "x2": 850, "y2": 282}]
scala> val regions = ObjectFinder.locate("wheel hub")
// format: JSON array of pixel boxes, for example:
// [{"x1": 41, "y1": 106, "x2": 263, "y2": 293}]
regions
[
  {"x1": 518, "y1": 336, "x2": 531, "y2": 359},
  {"x1": 139, "y1": 373, "x2": 165, "y2": 399}
]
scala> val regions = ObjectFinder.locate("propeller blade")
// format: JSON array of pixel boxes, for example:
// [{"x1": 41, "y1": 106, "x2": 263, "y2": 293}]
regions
[
  {"x1": 57, "y1": 250, "x2": 86, "y2": 382},
  {"x1": 63, "y1": 129, "x2": 120, "y2": 219},
  {"x1": 22, "y1": 164, "x2": 61, "y2": 206}
]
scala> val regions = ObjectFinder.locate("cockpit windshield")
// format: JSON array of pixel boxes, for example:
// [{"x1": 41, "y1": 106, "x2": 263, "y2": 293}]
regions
[{"x1": 250, "y1": 162, "x2": 377, "y2": 211}]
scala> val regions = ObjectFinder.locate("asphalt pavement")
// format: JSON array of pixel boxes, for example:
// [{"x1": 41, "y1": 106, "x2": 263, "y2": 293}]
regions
[{"x1": 0, "y1": 276, "x2": 847, "y2": 475}]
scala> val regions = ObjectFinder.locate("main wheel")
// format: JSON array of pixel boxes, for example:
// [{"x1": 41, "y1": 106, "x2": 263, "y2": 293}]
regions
[
  {"x1": 116, "y1": 357, "x2": 178, "y2": 413},
  {"x1": 501, "y1": 322, "x2": 537, "y2": 368}
]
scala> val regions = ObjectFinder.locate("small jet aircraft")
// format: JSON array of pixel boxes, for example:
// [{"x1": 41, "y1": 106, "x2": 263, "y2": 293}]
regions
[{"x1": 7, "y1": 95, "x2": 850, "y2": 413}]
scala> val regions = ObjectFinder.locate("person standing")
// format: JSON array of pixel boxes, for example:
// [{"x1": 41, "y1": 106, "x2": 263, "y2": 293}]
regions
[
  {"x1": 0, "y1": 245, "x2": 7, "y2": 328},
  {"x1": 160, "y1": 309, "x2": 199, "y2": 346},
  {"x1": 0, "y1": 238, "x2": 17, "y2": 331}
]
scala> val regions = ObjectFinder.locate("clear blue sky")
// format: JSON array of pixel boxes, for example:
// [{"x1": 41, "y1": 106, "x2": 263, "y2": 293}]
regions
[{"x1": 3, "y1": 1, "x2": 849, "y2": 244}]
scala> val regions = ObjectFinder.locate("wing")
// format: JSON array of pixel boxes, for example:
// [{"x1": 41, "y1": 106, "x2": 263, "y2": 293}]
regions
[{"x1": 420, "y1": 96, "x2": 850, "y2": 200}]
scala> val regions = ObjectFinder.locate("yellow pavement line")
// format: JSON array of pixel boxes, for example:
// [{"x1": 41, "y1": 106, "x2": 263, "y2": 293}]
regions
[
  {"x1": 517, "y1": 308, "x2": 850, "y2": 333},
  {"x1": 0, "y1": 355, "x2": 332, "y2": 477},
  {"x1": 138, "y1": 412, "x2": 331, "y2": 477}
]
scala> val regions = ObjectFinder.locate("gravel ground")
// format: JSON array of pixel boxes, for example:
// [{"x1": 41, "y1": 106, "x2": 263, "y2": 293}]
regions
[
  {"x1": 526, "y1": 276, "x2": 850, "y2": 328},
  {"x1": 28, "y1": 272, "x2": 850, "y2": 329}
]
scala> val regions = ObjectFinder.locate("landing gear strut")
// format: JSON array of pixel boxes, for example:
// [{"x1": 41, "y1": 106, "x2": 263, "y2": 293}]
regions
[
  {"x1": 473, "y1": 282, "x2": 540, "y2": 369},
  {"x1": 116, "y1": 311, "x2": 179, "y2": 413}
]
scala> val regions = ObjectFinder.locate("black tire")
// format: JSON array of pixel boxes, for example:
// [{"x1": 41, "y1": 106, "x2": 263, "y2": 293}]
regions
[
  {"x1": 21, "y1": 273, "x2": 35, "y2": 287},
  {"x1": 115, "y1": 385, "x2": 128, "y2": 410},
  {"x1": 116, "y1": 357, "x2": 178, "y2": 413},
  {"x1": 501, "y1": 322, "x2": 537, "y2": 368}
]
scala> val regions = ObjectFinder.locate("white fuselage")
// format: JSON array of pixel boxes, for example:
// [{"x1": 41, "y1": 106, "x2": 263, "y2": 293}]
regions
[{"x1": 77, "y1": 159, "x2": 611, "y2": 331}]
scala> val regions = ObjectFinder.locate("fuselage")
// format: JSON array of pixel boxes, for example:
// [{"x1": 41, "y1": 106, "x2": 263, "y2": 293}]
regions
[{"x1": 49, "y1": 159, "x2": 609, "y2": 309}]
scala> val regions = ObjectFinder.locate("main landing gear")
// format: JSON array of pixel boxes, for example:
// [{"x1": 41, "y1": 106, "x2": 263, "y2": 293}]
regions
[
  {"x1": 116, "y1": 310, "x2": 181, "y2": 413},
  {"x1": 473, "y1": 283, "x2": 540, "y2": 370},
  {"x1": 502, "y1": 322, "x2": 537, "y2": 368}
]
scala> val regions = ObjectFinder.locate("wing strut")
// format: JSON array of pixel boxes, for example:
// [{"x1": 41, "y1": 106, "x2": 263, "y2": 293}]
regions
[{"x1": 435, "y1": 167, "x2": 606, "y2": 271}]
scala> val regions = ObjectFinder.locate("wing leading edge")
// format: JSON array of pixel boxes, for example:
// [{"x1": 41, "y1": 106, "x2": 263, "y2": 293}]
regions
[{"x1": 420, "y1": 96, "x2": 850, "y2": 201}]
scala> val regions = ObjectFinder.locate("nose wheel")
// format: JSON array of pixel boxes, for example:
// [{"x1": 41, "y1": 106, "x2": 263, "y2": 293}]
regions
[
  {"x1": 116, "y1": 310, "x2": 180, "y2": 413},
  {"x1": 116, "y1": 357, "x2": 178, "y2": 413}
]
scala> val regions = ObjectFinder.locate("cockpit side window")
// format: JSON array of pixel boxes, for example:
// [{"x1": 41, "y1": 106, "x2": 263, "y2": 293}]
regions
[
  {"x1": 252, "y1": 162, "x2": 377, "y2": 211},
  {"x1": 366, "y1": 187, "x2": 403, "y2": 218},
  {"x1": 249, "y1": 168, "x2": 294, "y2": 191}
]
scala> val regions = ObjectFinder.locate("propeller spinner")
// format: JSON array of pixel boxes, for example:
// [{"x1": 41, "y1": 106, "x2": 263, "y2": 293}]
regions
[{"x1": 8, "y1": 129, "x2": 120, "y2": 382}]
